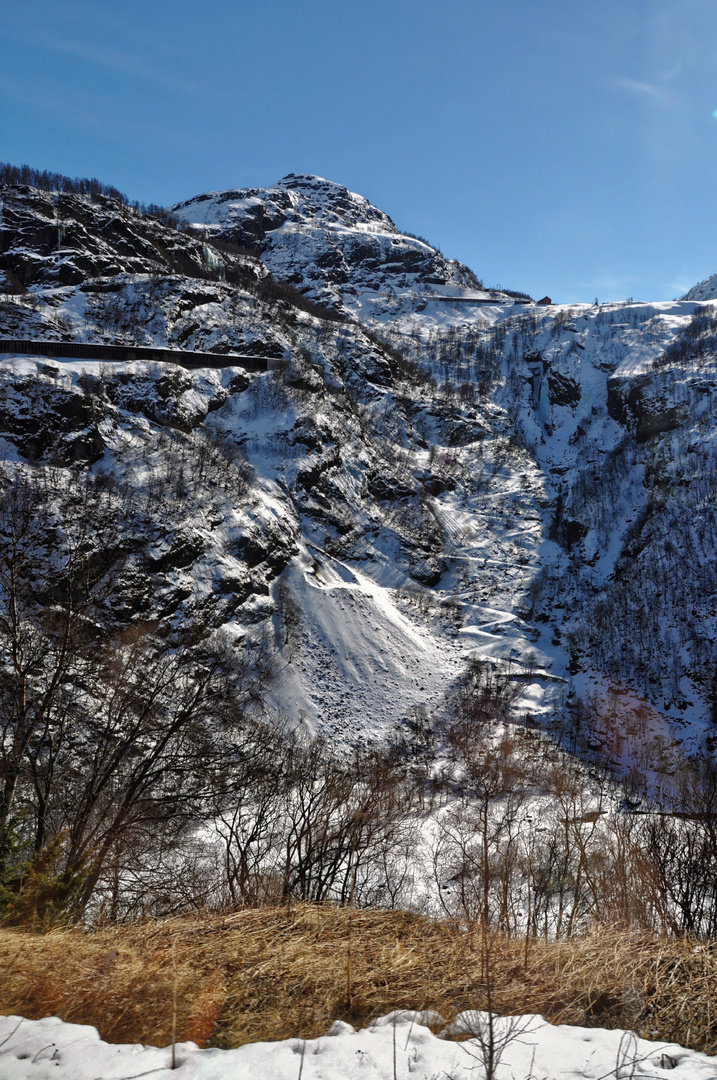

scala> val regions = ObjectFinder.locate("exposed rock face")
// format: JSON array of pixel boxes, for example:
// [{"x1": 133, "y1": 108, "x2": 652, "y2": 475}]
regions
[
  {"x1": 0, "y1": 366, "x2": 105, "y2": 464},
  {"x1": 607, "y1": 373, "x2": 687, "y2": 442},
  {"x1": 172, "y1": 174, "x2": 483, "y2": 316},
  {"x1": 548, "y1": 369, "x2": 581, "y2": 409},
  {"x1": 0, "y1": 184, "x2": 263, "y2": 292},
  {"x1": 0, "y1": 355, "x2": 299, "y2": 634}
]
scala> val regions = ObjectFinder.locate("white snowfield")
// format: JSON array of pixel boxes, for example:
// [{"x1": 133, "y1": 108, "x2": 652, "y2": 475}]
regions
[{"x1": 0, "y1": 1010, "x2": 714, "y2": 1080}]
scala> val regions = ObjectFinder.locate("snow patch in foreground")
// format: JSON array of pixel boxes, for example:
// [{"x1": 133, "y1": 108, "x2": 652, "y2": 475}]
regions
[{"x1": 1, "y1": 1010, "x2": 715, "y2": 1080}]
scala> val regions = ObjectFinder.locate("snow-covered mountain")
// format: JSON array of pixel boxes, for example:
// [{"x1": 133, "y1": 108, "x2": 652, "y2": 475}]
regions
[
  {"x1": 2, "y1": 171, "x2": 717, "y2": 775},
  {"x1": 172, "y1": 173, "x2": 505, "y2": 318}
]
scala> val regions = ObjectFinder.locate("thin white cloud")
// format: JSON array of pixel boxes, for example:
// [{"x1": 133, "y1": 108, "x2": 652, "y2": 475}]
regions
[
  {"x1": 612, "y1": 77, "x2": 667, "y2": 100},
  {"x1": 0, "y1": 73, "x2": 203, "y2": 153},
  {"x1": 2, "y1": 23, "x2": 212, "y2": 102}
]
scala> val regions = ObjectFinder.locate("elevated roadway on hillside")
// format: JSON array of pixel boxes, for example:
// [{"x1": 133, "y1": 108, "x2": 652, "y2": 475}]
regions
[{"x1": 0, "y1": 338, "x2": 273, "y2": 371}]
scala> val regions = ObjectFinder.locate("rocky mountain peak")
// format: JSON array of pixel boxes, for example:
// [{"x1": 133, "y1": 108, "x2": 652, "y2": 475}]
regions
[
  {"x1": 274, "y1": 173, "x2": 396, "y2": 230},
  {"x1": 173, "y1": 174, "x2": 395, "y2": 236},
  {"x1": 172, "y1": 175, "x2": 483, "y2": 316}
]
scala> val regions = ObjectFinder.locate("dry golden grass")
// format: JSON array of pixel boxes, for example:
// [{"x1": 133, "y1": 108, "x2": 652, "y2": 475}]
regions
[{"x1": 0, "y1": 905, "x2": 716, "y2": 1054}]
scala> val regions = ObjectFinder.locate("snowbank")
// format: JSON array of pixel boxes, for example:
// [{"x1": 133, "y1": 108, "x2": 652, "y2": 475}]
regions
[{"x1": 1, "y1": 1010, "x2": 715, "y2": 1080}]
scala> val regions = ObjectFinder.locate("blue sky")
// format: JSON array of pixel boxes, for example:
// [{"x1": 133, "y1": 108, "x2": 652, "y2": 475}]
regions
[{"x1": 2, "y1": 0, "x2": 717, "y2": 302}]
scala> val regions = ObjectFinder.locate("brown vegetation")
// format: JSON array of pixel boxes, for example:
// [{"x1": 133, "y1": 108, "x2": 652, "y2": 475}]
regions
[{"x1": 1, "y1": 904, "x2": 717, "y2": 1054}]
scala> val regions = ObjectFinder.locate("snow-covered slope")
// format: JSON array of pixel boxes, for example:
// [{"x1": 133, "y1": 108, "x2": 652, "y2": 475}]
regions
[
  {"x1": 3, "y1": 175, "x2": 717, "y2": 768},
  {"x1": 366, "y1": 292, "x2": 717, "y2": 762},
  {"x1": 681, "y1": 273, "x2": 717, "y2": 301}
]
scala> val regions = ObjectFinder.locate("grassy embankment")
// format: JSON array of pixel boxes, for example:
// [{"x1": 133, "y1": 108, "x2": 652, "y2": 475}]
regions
[{"x1": 0, "y1": 905, "x2": 715, "y2": 1053}]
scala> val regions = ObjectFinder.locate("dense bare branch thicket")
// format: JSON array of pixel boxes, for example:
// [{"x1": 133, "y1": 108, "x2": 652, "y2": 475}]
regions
[
  {"x1": 212, "y1": 733, "x2": 415, "y2": 911},
  {"x1": 427, "y1": 681, "x2": 717, "y2": 941}
]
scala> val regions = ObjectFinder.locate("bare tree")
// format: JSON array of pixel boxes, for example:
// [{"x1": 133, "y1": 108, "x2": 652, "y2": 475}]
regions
[{"x1": 0, "y1": 466, "x2": 252, "y2": 923}]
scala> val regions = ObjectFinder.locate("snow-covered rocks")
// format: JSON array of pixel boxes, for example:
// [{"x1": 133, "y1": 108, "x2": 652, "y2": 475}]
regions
[
  {"x1": 681, "y1": 272, "x2": 717, "y2": 301},
  {"x1": 172, "y1": 173, "x2": 487, "y2": 317},
  {"x1": 0, "y1": 186, "x2": 259, "y2": 292}
]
